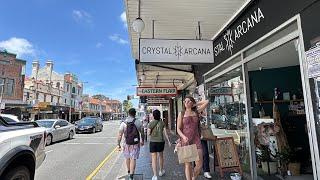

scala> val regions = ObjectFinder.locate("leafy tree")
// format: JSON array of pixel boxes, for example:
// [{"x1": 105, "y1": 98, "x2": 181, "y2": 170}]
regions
[{"x1": 123, "y1": 100, "x2": 133, "y2": 113}]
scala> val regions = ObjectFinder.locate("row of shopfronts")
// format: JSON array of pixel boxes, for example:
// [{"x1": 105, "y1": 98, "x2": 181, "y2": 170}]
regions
[
  {"x1": 3, "y1": 102, "x2": 80, "y2": 122},
  {"x1": 131, "y1": 0, "x2": 320, "y2": 179}
]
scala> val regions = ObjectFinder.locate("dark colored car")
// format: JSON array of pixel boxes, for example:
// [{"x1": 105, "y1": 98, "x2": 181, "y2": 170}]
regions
[{"x1": 75, "y1": 117, "x2": 103, "y2": 133}]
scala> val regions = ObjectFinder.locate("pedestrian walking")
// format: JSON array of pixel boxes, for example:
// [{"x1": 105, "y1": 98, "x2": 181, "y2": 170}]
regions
[
  {"x1": 117, "y1": 108, "x2": 145, "y2": 180},
  {"x1": 143, "y1": 113, "x2": 149, "y2": 141},
  {"x1": 177, "y1": 96, "x2": 209, "y2": 180},
  {"x1": 199, "y1": 111, "x2": 213, "y2": 179},
  {"x1": 148, "y1": 109, "x2": 171, "y2": 180}
]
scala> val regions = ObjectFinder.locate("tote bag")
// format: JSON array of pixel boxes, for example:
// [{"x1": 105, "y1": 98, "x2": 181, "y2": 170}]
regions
[{"x1": 177, "y1": 144, "x2": 199, "y2": 164}]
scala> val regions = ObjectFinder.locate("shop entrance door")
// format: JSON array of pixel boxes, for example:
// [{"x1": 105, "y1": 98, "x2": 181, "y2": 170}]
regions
[{"x1": 244, "y1": 38, "x2": 316, "y2": 179}]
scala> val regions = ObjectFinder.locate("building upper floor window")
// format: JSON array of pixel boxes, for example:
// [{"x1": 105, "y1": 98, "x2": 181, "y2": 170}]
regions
[
  {"x1": 5, "y1": 79, "x2": 14, "y2": 97},
  {"x1": 44, "y1": 94, "x2": 47, "y2": 102},
  {"x1": 0, "y1": 78, "x2": 5, "y2": 95},
  {"x1": 72, "y1": 87, "x2": 76, "y2": 94},
  {"x1": 67, "y1": 84, "x2": 70, "y2": 92},
  {"x1": 56, "y1": 82, "x2": 60, "y2": 89}
]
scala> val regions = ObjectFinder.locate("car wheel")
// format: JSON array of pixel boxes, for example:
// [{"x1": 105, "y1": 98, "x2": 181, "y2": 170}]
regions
[
  {"x1": 92, "y1": 127, "x2": 96, "y2": 133},
  {"x1": 68, "y1": 131, "x2": 74, "y2": 139},
  {"x1": 100, "y1": 126, "x2": 103, "y2": 132},
  {"x1": 3, "y1": 166, "x2": 30, "y2": 180},
  {"x1": 46, "y1": 134, "x2": 52, "y2": 146}
]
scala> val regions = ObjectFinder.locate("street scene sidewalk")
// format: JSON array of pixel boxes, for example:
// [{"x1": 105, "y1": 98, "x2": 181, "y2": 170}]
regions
[{"x1": 112, "y1": 135, "x2": 222, "y2": 180}]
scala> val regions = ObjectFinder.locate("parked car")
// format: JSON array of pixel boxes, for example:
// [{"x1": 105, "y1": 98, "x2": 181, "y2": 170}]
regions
[
  {"x1": 0, "y1": 116, "x2": 46, "y2": 180},
  {"x1": 36, "y1": 119, "x2": 75, "y2": 146},
  {"x1": 0, "y1": 114, "x2": 19, "y2": 123},
  {"x1": 75, "y1": 117, "x2": 103, "y2": 133}
]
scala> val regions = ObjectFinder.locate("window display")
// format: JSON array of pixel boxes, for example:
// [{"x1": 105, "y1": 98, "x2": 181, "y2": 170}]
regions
[{"x1": 206, "y1": 66, "x2": 252, "y2": 175}]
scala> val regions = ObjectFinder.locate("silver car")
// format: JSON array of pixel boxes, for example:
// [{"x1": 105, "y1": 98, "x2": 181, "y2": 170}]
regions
[{"x1": 36, "y1": 119, "x2": 75, "y2": 146}]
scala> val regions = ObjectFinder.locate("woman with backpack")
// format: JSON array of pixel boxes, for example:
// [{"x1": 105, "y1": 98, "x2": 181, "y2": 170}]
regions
[
  {"x1": 148, "y1": 109, "x2": 171, "y2": 180},
  {"x1": 177, "y1": 96, "x2": 209, "y2": 180}
]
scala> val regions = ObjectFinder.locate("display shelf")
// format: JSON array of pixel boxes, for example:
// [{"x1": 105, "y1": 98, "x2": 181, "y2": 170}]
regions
[{"x1": 254, "y1": 99, "x2": 304, "y2": 104}]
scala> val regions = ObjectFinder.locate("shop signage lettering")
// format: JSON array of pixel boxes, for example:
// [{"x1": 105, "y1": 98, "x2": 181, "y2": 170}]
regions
[
  {"x1": 137, "y1": 87, "x2": 177, "y2": 96},
  {"x1": 306, "y1": 45, "x2": 320, "y2": 78},
  {"x1": 140, "y1": 39, "x2": 214, "y2": 63},
  {"x1": 214, "y1": 7, "x2": 265, "y2": 57},
  {"x1": 210, "y1": 87, "x2": 232, "y2": 95},
  {"x1": 147, "y1": 99, "x2": 170, "y2": 104}
]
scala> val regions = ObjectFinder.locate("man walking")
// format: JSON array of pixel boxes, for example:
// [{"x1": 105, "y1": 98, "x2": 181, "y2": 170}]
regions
[{"x1": 118, "y1": 108, "x2": 144, "y2": 180}]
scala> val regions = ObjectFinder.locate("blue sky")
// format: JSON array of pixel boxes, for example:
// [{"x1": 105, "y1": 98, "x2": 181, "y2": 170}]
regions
[{"x1": 0, "y1": 0, "x2": 138, "y2": 105}]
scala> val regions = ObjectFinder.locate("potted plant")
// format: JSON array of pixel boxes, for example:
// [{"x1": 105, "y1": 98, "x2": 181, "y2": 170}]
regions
[
  {"x1": 257, "y1": 145, "x2": 278, "y2": 174},
  {"x1": 278, "y1": 147, "x2": 300, "y2": 176}
]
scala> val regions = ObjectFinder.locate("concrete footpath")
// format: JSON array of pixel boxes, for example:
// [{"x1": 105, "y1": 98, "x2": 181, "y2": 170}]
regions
[{"x1": 103, "y1": 138, "x2": 223, "y2": 180}]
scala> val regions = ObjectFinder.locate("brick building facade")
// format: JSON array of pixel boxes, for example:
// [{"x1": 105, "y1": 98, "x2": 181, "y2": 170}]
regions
[{"x1": 0, "y1": 50, "x2": 26, "y2": 110}]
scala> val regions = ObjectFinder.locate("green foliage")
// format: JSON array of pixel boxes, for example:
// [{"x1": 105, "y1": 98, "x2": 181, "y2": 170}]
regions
[{"x1": 122, "y1": 100, "x2": 133, "y2": 113}]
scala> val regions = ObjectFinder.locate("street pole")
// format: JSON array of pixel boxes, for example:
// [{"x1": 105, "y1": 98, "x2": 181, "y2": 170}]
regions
[{"x1": 69, "y1": 100, "x2": 72, "y2": 122}]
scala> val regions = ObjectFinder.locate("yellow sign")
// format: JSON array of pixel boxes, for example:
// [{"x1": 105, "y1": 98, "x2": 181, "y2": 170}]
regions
[{"x1": 36, "y1": 102, "x2": 50, "y2": 109}]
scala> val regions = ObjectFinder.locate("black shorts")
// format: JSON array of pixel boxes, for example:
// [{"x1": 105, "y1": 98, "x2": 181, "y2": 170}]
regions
[{"x1": 149, "y1": 141, "x2": 165, "y2": 153}]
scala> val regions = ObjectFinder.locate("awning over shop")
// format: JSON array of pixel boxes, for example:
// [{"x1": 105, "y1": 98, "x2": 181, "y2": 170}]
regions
[
  {"x1": 125, "y1": 0, "x2": 251, "y2": 88},
  {"x1": 136, "y1": 64, "x2": 195, "y2": 90}
]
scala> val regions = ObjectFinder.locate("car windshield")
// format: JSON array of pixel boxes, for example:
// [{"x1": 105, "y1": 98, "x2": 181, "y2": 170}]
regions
[
  {"x1": 78, "y1": 118, "x2": 96, "y2": 125},
  {"x1": 37, "y1": 121, "x2": 55, "y2": 128}
]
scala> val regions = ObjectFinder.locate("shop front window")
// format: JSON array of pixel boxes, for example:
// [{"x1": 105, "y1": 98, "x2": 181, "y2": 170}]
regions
[
  {"x1": 246, "y1": 39, "x2": 313, "y2": 177},
  {"x1": 206, "y1": 66, "x2": 252, "y2": 176}
]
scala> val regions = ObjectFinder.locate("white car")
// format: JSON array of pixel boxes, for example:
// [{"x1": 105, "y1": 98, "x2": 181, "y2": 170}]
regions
[
  {"x1": 0, "y1": 114, "x2": 19, "y2": 123},
  {"x1": 0, "y1": 117, "x2": 46, "y2": 180},
  {"x1": 36, "y1": 119, "x2": 76, "y2": 146}
]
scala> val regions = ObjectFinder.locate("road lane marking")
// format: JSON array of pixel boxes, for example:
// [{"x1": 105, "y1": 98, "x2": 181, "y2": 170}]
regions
[{"x1": 86, "y1": 147, "x2": 118, "y2": 180}]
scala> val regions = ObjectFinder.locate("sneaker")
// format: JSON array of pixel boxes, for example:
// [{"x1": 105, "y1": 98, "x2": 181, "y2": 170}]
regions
[
  {"x1": 203, "y1": 172, "x2": 212, "y2": 179},
  {"x1": 159, "y1": 169, "x2": 165, "y2": 177},
  {"x1": 152, "y1": 176, "x2": 158, "y2": 180},
  {"x1": 129, "y1": 174, "x2": 134, "y2": 180}
]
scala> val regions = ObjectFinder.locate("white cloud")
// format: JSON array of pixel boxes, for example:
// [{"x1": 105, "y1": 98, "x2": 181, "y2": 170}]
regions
[
  {"x1": 109, "y1": 34, "x2": 128, "y2": 45},
  {"x1": 96, "y1": 42, "x2": 103, "y2": 48},
  {"x1": 72, "y1": 10, "x2": 92, "y2": 24},
  {"x1": 120, "y1": 11, "x2": 127, "y2": 28},
  {"x1": 0, "y1": 37, "x2": 35, "y2": 57}
]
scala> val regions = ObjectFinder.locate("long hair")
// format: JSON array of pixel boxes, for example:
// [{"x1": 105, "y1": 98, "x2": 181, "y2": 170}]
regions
[{"x1": 183, "y1": 96, "x2": 198, "y2": 113}]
